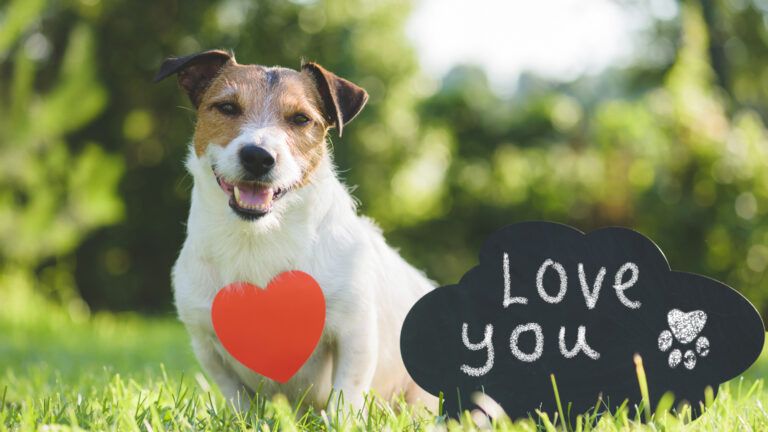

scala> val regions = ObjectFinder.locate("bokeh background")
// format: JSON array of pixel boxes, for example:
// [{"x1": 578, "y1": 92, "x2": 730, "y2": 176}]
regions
[{"x1": 2, "y1": 0, "x2": 768, "y2": 325}]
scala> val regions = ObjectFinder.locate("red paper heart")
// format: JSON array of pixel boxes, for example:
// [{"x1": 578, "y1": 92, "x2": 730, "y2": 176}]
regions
[{"x1": 211, "y1": 271, "x2": 326, "y2": 383}]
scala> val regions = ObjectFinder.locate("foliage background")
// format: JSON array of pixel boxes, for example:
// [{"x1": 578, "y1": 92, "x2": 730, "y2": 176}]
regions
[{"x1": 2, "y1": 0, "x2": 768, "y2": 325}]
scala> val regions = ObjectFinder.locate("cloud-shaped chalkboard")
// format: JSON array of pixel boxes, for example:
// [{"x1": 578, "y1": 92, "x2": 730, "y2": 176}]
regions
[{"x1": 400, "y1": 222, "x2": 765, "y2": 420}]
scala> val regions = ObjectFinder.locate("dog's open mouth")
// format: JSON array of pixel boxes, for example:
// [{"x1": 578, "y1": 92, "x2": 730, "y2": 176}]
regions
[{"x1": 215, "y1": 174, "x2": 286, "y2": 220}]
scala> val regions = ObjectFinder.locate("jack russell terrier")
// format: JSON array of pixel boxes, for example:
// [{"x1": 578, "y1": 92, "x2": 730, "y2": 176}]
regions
[{"x1": 155, "y1": 50, "x2": 436, "y2": 412}]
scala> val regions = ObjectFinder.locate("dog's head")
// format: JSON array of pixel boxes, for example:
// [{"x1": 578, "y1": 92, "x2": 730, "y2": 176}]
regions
[{"x1": 155, "y1": 50, "x2": 368, "y2": 221}]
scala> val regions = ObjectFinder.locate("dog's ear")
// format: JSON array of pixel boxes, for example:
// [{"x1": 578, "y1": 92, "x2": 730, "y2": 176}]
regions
[
  {"x1": 302, "y1": 62, "x2": 368, "y2": 137},
  {"x1": 154, "y1": 50, "x2": 234, "y2": 107}
]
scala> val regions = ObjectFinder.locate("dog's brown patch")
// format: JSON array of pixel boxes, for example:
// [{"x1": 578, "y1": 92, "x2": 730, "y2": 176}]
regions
[{"x1": 193, "y1": 64, "x2": 331, "y2": 185}]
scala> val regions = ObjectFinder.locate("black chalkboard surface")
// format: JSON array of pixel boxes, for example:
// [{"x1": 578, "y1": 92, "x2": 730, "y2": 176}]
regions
[{"x1": 400, "y1": 222, "x2": 765, "y2": 420}]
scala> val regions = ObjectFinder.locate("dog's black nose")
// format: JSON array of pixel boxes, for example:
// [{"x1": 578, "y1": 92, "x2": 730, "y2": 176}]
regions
[{"x1": 239, "y1": 145, "x2": 275, "y2": 177}]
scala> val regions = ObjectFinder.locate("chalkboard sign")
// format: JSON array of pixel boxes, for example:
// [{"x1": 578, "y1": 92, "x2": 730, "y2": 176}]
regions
[{"x1": 400, "y1": 222, "x2": 765, "y2": 420}]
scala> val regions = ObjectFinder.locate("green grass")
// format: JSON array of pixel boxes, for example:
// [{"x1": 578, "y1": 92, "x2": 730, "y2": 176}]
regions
[{"x1": 1, "y1": 286, "x2": 766, "y2": 431}]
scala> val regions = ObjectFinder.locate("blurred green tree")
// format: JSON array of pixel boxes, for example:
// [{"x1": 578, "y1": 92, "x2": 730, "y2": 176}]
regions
[
  {"x1": 0, "y1": 0, "x2": 123, "y2": 316},
  {"x1": 1, "y1": 0, "x2": 767, "y2": 321}
]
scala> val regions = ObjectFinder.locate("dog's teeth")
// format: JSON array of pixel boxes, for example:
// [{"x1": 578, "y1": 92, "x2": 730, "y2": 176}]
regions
[
  {"x1": 232, "y1": 185, "x2": 271, "y2": 211},
  {"x1": 234, "y1": 186, "x2": 250, "y2": 209}
]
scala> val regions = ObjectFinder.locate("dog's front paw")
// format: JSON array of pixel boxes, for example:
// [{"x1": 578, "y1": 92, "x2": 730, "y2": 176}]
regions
[
  {"x1": 233, "y1": 391, "x2": 253, "y2": 413},
  {"x1": 325, "y1": 388, "x2": 368, "y2": 418},
  {"x1": 220, "y1": 386, "x2": 253, "y2": 413}
]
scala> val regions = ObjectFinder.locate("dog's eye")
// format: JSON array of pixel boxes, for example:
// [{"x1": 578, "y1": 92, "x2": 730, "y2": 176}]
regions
[
  {"x1": 290, "y1": 113, "x2": 310, "y2": 126},
  {"x1": 215, "y1": 102, "x2": 241, "y2": 116}
]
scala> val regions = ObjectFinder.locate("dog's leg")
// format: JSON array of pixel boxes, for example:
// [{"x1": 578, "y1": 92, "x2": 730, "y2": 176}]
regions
[
  {"x1": 190, "y1": 335, "x2": 253, "y2": 412},
  {"x1": 328, "y1": 307, "x2": 378, "y2": 414}
]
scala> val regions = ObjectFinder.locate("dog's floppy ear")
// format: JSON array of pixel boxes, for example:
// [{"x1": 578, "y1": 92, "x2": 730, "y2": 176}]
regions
[
  {"x1": 302, "y1": 62, "x2": 368, "y2": 137},
  {"x1": 154, "y1": 50, "x2": 234, "y2": 107}
]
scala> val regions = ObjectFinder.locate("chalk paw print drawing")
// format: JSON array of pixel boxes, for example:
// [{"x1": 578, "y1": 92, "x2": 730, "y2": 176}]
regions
[{"x1": 658, "y1": 309, "x2": 710, "y2": 370}]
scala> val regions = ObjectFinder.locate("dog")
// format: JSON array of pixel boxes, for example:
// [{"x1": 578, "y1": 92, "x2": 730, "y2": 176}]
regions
[{"x1": 155, "y1": 50, "x2": 436, "y2": 412}]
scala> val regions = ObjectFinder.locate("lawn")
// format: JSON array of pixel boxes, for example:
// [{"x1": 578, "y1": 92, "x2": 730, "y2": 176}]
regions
[{"x1": 1, "y1": 286, "x2": 766, "y2": 431}]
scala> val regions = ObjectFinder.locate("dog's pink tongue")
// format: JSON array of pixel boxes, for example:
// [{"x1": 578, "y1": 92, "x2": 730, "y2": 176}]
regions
[{"x1": 235, "y1": 184, "x2": 274, "y2": 208}]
